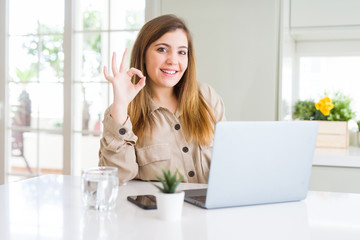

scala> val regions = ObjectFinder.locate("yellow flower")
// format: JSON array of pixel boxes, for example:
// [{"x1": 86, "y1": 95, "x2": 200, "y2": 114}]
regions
[{"x1": 315, "y1": 96, "x2": 334, "y2": 116}]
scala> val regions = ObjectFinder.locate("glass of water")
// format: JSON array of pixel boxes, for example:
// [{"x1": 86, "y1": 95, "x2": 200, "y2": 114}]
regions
[{"x1": 82, "y1": 166, "x2": 119, "y2": 211}]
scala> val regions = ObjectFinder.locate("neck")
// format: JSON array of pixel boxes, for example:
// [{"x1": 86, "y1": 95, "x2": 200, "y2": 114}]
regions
[
  {"x1": 152, "y1": 89, "x2": 174, "y2": 102},
  {"x1": 151, "y1": 88, "x2": 178, "y2": 114}
]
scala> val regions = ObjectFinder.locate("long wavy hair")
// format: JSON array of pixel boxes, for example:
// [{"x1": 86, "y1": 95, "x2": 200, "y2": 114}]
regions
[{"x1": 129, "y1": 14, "x2": 216, "y2": 145}]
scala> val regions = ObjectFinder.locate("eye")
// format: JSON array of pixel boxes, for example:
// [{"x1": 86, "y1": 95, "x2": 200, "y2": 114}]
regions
[
  {"x1": 178, "y1": 50, "x2": 187, "y2": 55},
  {"x1": 157, "y1": 47, "x2": 167, "y2": 53}
]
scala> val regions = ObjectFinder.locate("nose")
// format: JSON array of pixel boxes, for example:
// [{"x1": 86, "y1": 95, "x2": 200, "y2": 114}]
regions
[{"x1": 165, "y1": 51, "x2": 178, "y2": 65}]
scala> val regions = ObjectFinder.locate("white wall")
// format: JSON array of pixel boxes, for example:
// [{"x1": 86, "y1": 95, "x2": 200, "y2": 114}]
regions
[{"x1": 159, "y1": 0, "x2": 281, "y2": 121}]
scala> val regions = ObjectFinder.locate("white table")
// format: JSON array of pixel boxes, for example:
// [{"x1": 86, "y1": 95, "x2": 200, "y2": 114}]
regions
[{"x1": 0, "y1": 175, "x2": 359, "y2": 240}]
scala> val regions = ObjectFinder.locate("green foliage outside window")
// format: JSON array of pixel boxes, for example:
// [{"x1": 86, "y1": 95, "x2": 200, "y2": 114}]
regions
[{"x1": 23, "y1": 23, "x2": 63, "y2": 79}]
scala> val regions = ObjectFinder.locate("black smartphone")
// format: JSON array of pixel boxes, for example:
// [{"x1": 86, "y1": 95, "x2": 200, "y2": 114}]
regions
[{"x1": 127, "y1": 195, "x2": 157, "y2": 210}]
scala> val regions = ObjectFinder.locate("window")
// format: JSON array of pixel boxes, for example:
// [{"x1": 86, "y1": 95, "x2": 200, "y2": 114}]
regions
[
  {"x1": 72, "y1": 0, "x2": 145, "y2": 175},
  {"x1": 294, "y1": 41, "x2": 360, "y2": 129},
  {"x1": 4, "y1": 0, "x2": 146, "y2": 182},
  {"x1": 299, "y1": 57, "x2": 360, "y2": 114},
  {"x1": 280, "y1": 40, "x2": 360, "y2": 131},
  {"x1": 8, "y1": 0, "x2": 65, "y2": 180}
]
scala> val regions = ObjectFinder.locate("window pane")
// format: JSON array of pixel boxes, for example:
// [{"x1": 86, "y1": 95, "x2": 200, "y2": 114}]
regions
[
  {"x1": 9, "y1": 83, "x2": 33, "y2": 130},
  {"x1": 9, "y1": 35, "x2": 64, "y2": 84},
  {"x1": 9, "y1": 0, "x2": 64, "y2": 35},
  {"x1": 33, "y1": 83, "x2": 64, "y2": 130},
  {"x1": 74, "y1": 133, "x2": 101, "y2": 175},
  {"x1": 110, "y1": 0, "x2": 145, "y2": 29},
  {"x1": 109, "y1": 31, "x2": 139, "y2": 67},
  {"x1": 299, "y1": 57, "x2": 360, "y2": 117},
  {"x1": 74, "y1": 33, "x2": 108, "y2": 81},
  {"x1": 37, "y1": 0, "x2": 64, "y2": 34},
  {"x1": 74, "y1": 82, "x2": 108, "y2": 132},
  {"x1": 9, "y1": 131, "x2": 37, "y2": 175},
  {"x1": 110, "y1": 31, "x2": 139, "y2": 53},
  {"x1": 9, "y1": 0, "x2": 38, "y2": 35},
  {"x1": 9, "y1": 84, "x2": 33, "y2": 130},
  {"x1": 9, "y1": 36, "x2": 39, "y2": 84},
  {"x1": 39, "y1": 133, "x2": 63, "y2": 175},
  {"x1": 39, "y1": 35, "x2": 64, "y2": 82},
  {"x1": 9, "y1": 131, "x2": 63, "y2": 177},
  {"x1": 9, "y1": 83, "x2": 63, "y2": 130},
  {"x1": 75, "y1": 0, "x2": 108, "y2": 31}
]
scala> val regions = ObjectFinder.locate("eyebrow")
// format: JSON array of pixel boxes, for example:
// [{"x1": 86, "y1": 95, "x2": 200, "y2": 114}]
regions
[{"x1": 154, "y1": 43, "x2": 188, "y2": 49}]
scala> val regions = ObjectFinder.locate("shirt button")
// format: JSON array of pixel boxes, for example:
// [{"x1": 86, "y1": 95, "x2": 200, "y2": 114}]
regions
[
  {"x1": 182, "y1": 147, "x2": 189, "y2": 153},
  {"x1": 174, "y1": 124, "x2": 181, "y2": 130},
  {"x1": 188, "y1": 171, "x2": 195, "y2": 177},
  {"x1": 119, "y1": 128, "x2": 126, "y2": 135}
]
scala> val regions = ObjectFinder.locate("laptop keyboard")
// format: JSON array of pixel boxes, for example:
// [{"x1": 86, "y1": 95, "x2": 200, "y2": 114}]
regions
[{"x1": 189, "y1": 195, "x2": 206, "y2": 204}]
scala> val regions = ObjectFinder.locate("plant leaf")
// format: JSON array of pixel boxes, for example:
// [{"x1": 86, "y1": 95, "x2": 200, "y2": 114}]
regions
[
  {"x1": 169, "y1": 169, "x2": 178, "y2": 185},
  {"x1": 156, "y1": 176, "x2": 169, "y2": 192},
  {"x1": 169, "y1": 176, "x2": 183, "y2": 193},
  {"x1": 152, "y1": 168, "x2": 184, "y2": 193},
  {"x1": 153, "y1": 183, "x2": 165, "y2": 193}
]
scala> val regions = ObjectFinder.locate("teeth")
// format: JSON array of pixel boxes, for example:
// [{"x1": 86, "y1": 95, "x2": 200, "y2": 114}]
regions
[{"x1": 161, "y1": 69, "x2": 176, "y2": 74}]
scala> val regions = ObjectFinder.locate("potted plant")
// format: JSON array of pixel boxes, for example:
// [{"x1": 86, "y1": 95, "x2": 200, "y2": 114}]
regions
[
  {"x1": 293, "y1": 92, "x2": 356, "y2": 148},
  {"x1": 152, "y1": 169, "x2": 184, "y2": 221}
]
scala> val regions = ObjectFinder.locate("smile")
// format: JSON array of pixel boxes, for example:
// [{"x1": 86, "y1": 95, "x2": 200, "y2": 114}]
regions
[{"x1": 161, "y1": 69, "x2": 177, "y2": 75}]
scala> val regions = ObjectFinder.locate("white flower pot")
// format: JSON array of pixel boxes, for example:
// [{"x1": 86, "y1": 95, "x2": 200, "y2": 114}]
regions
[{"x1": 156, "y1": 191, "x2": 185, "y2": 221}]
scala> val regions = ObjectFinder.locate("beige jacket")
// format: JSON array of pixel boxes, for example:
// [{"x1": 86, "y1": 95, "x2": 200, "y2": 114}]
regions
[{"x1": 98, "y1": 82, "x2": 225, "y2": 184}]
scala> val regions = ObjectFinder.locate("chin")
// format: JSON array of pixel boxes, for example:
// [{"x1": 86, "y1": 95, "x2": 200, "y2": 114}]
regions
[{"x1": 161, "y1": 79, "x2": 181, "y2": 88}]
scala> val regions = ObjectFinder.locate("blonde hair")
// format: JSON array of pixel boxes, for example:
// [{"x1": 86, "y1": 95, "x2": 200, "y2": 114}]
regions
[{"x1": 129, "y1": 14, "x2": 216, "y2": 145}]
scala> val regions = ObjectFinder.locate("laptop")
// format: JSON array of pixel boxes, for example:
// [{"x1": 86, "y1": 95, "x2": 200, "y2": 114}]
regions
[{"x1": 184, "y1": 121, "x2": 318, "y2": 209}]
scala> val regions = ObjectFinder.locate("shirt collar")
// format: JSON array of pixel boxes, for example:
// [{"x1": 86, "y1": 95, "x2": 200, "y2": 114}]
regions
[{"x1": 149, "y1": 98, "x2": 181, "y2": 118}]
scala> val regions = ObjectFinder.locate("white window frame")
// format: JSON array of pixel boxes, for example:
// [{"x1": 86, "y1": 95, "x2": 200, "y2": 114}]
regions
[
  {"x1": 0, "y1": 0, "x2": 159, "y2": 184},
  {"x1": 0, "y1": 0, "x2": 9, "y2": 184}
]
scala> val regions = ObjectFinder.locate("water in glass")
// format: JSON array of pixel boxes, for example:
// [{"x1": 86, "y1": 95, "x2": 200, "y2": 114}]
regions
[{"x1": 82, "y1": 167, "x2": 119, "y2": 211}]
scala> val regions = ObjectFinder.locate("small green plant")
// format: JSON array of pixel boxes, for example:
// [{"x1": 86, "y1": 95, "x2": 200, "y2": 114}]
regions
[
  {"x1": 152, "y1": 169, "x2": 183, "y2": 194},
  {"x1": 357, "y1": 120, "x2": 360, "y2": 132},
  {"x1": 292, "y1": 100, "x2": 316, "y2": 120},
  {"x1": 293, "y1": 92, "x2": 355, "y2": 121},
  {"x1": 327, "y1": 92, "x2": 355, "y2": 121}
]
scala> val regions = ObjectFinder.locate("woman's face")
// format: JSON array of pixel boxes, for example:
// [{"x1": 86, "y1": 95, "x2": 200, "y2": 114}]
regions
[{"x1": 145, "y1": 29, "x2": 188, "y2": 91}]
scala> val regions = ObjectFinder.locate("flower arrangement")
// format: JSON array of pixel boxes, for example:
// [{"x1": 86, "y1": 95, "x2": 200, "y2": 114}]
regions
[
  {"x1": 315, "y1": 96, "x2": 333, "y2": 116},
  {"x1": 293, "y1": 92, "x2": 355, "y2": 121}
]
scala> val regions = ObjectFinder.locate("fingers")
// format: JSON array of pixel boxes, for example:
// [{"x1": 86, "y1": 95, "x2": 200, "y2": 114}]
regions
[
  {"x1": 111, "y1": 52, "x2": 118, "y2": 76},
  {"x1": 119, "y1": 48, "x2": 128, "y2": 72},
  {"x1": 106, "y1": 50, "x2": 145, "y2": 86},
  {"x1": 127, "y1": 67, "x2": 144, "y2": 79},
  {"x1": 103, "y1": 66, "x2": 112, "y2": 81}
]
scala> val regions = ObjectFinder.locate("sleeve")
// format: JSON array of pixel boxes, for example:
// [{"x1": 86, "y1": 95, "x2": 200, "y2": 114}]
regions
[{"x1": 98, "y1": 106, "x2": 139, "y2": 185}]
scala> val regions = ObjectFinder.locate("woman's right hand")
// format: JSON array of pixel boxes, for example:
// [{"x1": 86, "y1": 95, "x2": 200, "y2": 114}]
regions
[{"x1": 103, "y1": 49, "x2": 146, "y2": 124}]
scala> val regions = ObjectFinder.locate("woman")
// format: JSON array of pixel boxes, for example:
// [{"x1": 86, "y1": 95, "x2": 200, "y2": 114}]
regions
[{"x1": 99, "y1": 14, "x2": 225, "y2": 184}]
